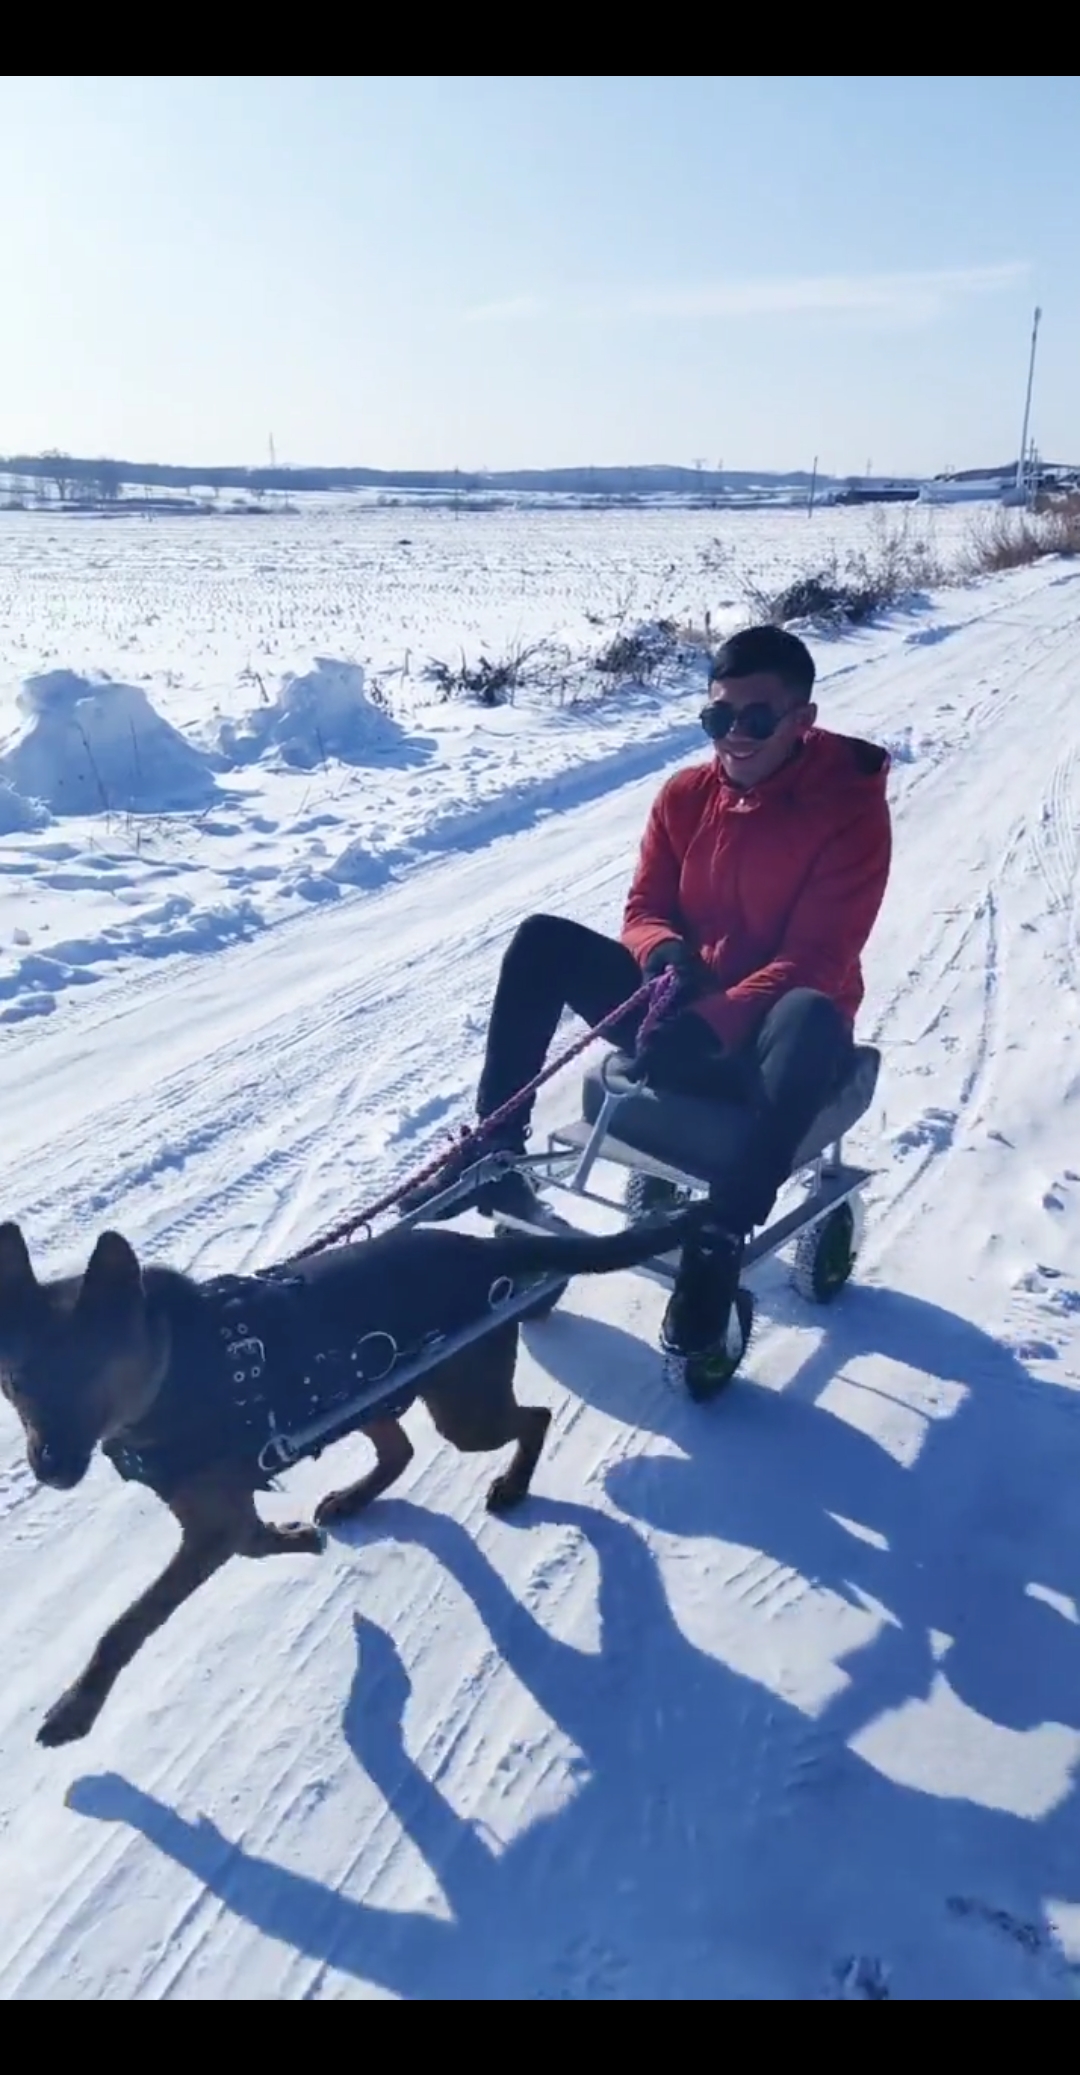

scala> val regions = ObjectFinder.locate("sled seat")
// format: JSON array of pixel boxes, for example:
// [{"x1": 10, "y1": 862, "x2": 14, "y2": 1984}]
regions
[{"x1": 578, "y1": 1043, "x2": 881, "y2": 1188}]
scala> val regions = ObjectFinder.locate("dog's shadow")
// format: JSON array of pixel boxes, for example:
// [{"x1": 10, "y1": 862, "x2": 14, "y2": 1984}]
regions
[{"x1": 67, "y1": 1477, "x2": 1080, "y2": 2000}]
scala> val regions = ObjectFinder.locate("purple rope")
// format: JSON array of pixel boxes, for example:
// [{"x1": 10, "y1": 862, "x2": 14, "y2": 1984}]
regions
[
  {"x1": 296, "y1": 965, "x2": 685, "y2": 1255},
  {"x1": 632, "y1": 963, "x2": 685, "y2": 1053}
]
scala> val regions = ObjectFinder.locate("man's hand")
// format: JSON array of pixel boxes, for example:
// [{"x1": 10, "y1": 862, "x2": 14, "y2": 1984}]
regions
[
  {"x1": 630, "y1": 1009, "x2": 729, "y2": 1097},
  {"x1": 641, "y1": 938, "x2": 707, "y2": 992}
]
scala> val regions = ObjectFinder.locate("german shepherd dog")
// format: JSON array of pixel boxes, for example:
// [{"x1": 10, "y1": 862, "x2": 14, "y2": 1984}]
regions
[{"x1": 0, "y1": 1207, "x2": 692, "y2": 1748}]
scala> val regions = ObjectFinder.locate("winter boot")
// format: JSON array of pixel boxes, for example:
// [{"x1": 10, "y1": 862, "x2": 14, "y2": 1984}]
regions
[{"x1": 660, "y1": 1223, "x2": 753, "y2": 1400}]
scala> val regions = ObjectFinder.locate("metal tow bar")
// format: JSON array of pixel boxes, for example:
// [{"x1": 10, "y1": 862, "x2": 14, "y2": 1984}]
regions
[{"x1": 257, "y1": 1268, "x2": 568, "y2": 1475}]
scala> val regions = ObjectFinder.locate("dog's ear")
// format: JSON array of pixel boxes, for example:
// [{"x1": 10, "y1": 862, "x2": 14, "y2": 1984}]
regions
[
  {"x1": 77, "y1": 1231, "x2": 143, "y2": 1314},
  {"x1": 0, "y1": 1223, "x2": 37, "y2": 1311}
]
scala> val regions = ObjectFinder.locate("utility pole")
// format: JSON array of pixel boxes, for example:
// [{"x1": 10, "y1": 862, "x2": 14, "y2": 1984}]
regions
[{"x1": 1015, "y1": 306, "x2": 1042, "y2": 497}]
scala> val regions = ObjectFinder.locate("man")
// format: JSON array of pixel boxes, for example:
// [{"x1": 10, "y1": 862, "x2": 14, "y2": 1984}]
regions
[{"x1": 401, "y1": 624, "x2": 891, "y2": 1369}]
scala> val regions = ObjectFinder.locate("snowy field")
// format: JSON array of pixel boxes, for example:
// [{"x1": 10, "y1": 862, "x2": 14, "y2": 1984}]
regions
[
  {"x1": 0, "y1": 502, "x2": 977, "y2": 1027},
  {"x1": 1, "y1": 504, "x2": 1080, "y2": 1998}
]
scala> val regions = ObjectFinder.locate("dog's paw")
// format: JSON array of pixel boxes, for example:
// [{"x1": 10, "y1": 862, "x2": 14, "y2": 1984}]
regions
[
  {"x1": 315, "y1": 1486, "x2": 381, "y2": 1528},
  {"x1": 485, "y1": 1471, "x2": 530, "y2": 1515},
  {"x1": 38, "y1": 1683, "x2": 102, "y2": 1748},
  {"x1": 280, "y1": 1519, "x2": 326, "y2": 1555}
]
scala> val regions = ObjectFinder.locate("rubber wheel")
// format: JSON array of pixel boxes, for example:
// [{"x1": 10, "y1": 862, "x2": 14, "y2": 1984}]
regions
[
  {"x1": 625, "y1": 1172, "x2": 693, "y2": 1222},
  {"x1": 667, "y1": 1286, "x2": 755, "y2": 1401},
  {"x1": 791, "y1": 1202, "x2": 857, "y2": 1305}
]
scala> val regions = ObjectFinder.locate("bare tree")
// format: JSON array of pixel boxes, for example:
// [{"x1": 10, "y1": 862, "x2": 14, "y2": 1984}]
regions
[
  {"x1": 90, "y1": 459, "x2": 122, "y2": 503},
  {"x1": 40, "y1": 450, "x2": 78, "y2": 503}
]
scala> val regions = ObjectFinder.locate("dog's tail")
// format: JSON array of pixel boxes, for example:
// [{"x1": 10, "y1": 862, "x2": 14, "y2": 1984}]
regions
[{"x1": 486, "y1": 1206, "x2": 697, "y2": 1283}]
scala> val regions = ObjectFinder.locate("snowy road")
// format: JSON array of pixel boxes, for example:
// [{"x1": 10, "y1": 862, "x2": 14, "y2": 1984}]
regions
[{"x1": 2, "y1": 562, "x2": 1080, "y2": 1997}]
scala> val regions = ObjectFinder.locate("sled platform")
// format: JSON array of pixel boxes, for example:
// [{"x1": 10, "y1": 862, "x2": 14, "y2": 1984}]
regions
[{"x1": 527, "y1": 1041, "x2": 881, "y2": 1290}]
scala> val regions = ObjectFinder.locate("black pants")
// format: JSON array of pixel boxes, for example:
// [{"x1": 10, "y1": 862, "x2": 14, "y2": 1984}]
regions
[{"x1": 476, "y1": 914, "x2": 853, "y2": 1234}]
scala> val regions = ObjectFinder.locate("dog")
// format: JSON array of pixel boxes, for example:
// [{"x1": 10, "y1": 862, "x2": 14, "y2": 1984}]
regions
[{"x1": 0, "y1": 1206, "x2": 693, "y2": 1748}]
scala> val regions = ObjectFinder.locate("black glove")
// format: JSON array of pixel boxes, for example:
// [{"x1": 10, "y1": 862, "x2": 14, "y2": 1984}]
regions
[
  {"x1": 641, "y1": 938, "x2": 706, "y2": 993},
  {"x1": 629, "y1": 1009, "x2": 728, "y2": 1096}
]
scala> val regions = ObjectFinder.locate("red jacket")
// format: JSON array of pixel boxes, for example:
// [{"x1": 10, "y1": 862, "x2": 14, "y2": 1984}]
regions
[{"x1": 621, "y1": 729, "x2": 891, "y2": 1052}]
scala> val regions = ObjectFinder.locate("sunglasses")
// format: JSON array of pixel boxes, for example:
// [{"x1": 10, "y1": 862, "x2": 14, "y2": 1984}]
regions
[{"x1": 700, "y1": 697, "x2": 795, "y2": 744}]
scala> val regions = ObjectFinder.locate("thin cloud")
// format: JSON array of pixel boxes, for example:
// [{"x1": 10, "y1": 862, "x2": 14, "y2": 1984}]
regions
[
  {"x1": 463, "y1": 294, "x2": 549, "y2": 323},
  {"x1": 464, "y1": 264, "x2": 1029, "y2": 326}
]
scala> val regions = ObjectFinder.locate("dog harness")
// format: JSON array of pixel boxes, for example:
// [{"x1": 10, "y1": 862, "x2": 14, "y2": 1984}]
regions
[{"x1": 103, "y1": 1268, "x2": 427, "y2": 1500}]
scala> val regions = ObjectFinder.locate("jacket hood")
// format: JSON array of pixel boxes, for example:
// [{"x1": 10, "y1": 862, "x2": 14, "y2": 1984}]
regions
[{"x1": 714, "y1": 726, "x2": 890, "y2": 807}]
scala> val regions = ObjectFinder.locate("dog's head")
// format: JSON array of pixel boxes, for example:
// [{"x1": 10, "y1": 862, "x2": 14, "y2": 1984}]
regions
[{"x1": 0, "y1": 1223, "x2": 168, "y2": 1490}]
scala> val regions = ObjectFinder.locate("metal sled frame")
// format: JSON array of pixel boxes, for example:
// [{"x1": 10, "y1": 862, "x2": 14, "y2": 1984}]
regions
[
  {"x1": 259, "y1": 1090, "x2": 874, "y2": 1472},
  {"x1": 528, "y1": 1084, "x2": 873, "y2": 1292}
]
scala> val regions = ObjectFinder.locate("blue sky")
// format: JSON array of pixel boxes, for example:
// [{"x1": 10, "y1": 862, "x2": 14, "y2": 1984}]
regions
[{"x1": 1, "y1": 75, "x2": 1075, "y2": 475}]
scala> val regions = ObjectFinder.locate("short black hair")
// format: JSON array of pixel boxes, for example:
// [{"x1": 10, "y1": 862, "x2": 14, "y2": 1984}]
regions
[{"x1": 709, "y1": 624, "x2": 815, "y2": 702}]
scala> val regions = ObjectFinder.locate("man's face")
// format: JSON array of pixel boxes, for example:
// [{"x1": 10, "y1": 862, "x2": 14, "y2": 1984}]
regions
[{"x1": 705, "y1": 670, "x2": 815, "y2": 790}]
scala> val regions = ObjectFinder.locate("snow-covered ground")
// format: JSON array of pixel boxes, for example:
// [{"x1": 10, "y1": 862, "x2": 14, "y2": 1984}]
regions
[
  {"x1": 0, "y1": 503, "x2": 979, "y2": 1027},
  {"x1": 1, "y1": 507, "x2": 1079, "y2": 1999}
]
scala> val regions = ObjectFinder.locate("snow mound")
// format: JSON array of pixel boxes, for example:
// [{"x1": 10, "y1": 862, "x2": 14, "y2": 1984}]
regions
[
  {"x1": 0, "y1": 778, "x2": 50, "y2": 835},
  {"x1": 217, "y1": 657, "x2": 409, "y2": 770},
  {"x1": 0, "y1": 671, "x2": 219, "y2": 816}
]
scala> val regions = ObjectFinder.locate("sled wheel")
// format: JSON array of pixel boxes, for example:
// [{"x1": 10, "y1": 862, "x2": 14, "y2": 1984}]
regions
[
  {"x1": 625, "y1": 1171, "x2": 693, "y2": 1223},
  {"x1": 791, "y1": 1202, "x2": 858, "y2": 1305},
  {"x1": 664, "y1": 1286, "x2": 755, "y2": 1401},
  {"x1": 521, "y1": 1278, "x2": 568, "y2": 1323}
]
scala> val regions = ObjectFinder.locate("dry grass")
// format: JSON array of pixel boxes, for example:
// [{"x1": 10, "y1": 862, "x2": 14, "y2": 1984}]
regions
[
  {"x1": 744, "y1": 499, "x2": 1080, "y2": 635},
  {"x1": 593, "y1": 619, "x2": 680, "y2": 679},
  {"x1": 422, "y1": 640, "x2": 546, "y2": 707},
  {"x1": 960, "y1": 495, "x2": 1080, "y2": 577},
  {"x1": 745, "y1": 512, "x2": 947, "y2": 629},
  {"x1": 1038, "y1": 492, "x2": 1080, "y2": 557},
  {"x1": 960, "y1": 508, "x2": 1045, "y2": 575}
]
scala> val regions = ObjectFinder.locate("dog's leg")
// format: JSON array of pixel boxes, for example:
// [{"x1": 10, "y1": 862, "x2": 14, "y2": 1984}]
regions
[
  {"x1": 36, "y1": 1480, "x2": 280, "y2": 1749},
  {"x1": 314, "y1": 1417, "x2": 414, "y2": 1527},
  {"x1": 422, "y1": 1328, "x2": 553, "y2": 1517},
  {"x1": 38, "y1": 1542, "x2": 231, "y2": 1747},
  {"x1": 485, "y1": 1405, "x2": 552, "y2": 1515}
]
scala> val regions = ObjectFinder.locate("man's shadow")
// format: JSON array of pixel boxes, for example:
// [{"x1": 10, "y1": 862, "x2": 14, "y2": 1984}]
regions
[
  {"x1": 68, "y1": 1486, "x2": 1080, "y2": 2000},
  {"x1": 594, "y1": 1282, "x2": 1080, "y2": 1741}
]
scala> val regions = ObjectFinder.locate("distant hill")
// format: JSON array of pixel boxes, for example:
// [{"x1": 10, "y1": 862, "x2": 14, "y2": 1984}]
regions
[
  {"x1": 3, "y1": 451, "x2": 1076, "y2": 508},
  {"x1": 0, "y1": 453, "x2": 835, "y2": 501}
]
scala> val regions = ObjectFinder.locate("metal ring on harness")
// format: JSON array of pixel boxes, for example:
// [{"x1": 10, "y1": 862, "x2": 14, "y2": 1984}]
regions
[
  {"x1": 353, "y1": 1330, "x2": 399, "y2": 1384},
  {"x1": 488, "y1": 1275, "x2": 515, "y2": 1309},
  {"x1": 259, "y1": 1431, "x2": 293, "y2": 1475}
]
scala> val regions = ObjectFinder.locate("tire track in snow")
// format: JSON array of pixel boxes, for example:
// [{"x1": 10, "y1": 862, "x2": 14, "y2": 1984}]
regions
[
  {"x1": 1026, "y1": 739, "x2": 1080, "y2": 993},
  {"x1": 857, "y1": 881, "x2": 1004, "y2": 1269}
]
